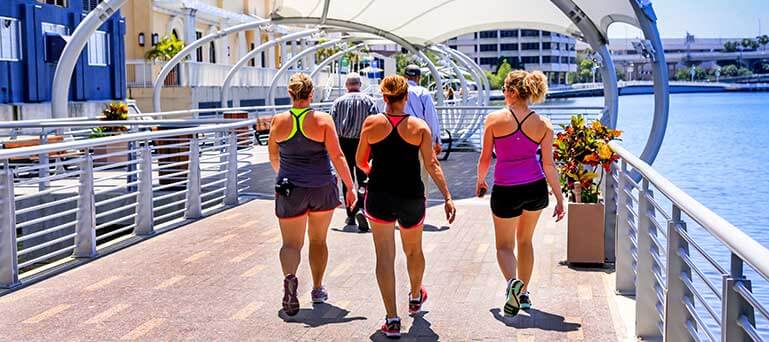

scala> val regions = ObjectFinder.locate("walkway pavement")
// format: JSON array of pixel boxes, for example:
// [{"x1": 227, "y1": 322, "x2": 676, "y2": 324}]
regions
[{"x1": 0, "y1": 153, "x2": 632, "y2": 341}]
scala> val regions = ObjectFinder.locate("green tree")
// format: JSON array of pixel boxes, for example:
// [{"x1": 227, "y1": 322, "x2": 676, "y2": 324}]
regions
[
  {"x1": 615, "y1": 65, "x2": 626, "y2": 81},
  {"x1": 578, "y1": 59, "x2": 595, "y2": 83},
  {"x1": 742, "y1": 38, "x2": 760, "y2": 50},
  {"x1": 721, "y1": 64, "x2": 739, "y2": 77},
  {"x1": 484, "y1": 59, "x2": 513, "y2": 90},
  {"x1": 144, "y1": 35, "x2": 184, "y2": 62},
  {"x1": 737, "y1": 67, "x2": 753, "y2": 77},
  {"x1": 723, "y1": 41, "x2": 739, "y2": 53},
  {"x1": 674, "y1": 67, "x2": 691, "y2": 81},
  {"x1": 758, "y1": 35, "x2": 769, "y2": 50}
]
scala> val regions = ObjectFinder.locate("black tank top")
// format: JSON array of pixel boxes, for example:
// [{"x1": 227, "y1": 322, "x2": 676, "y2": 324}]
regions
[{"x1": 367, "y1": 114, "x2": 425, "y2": 198}]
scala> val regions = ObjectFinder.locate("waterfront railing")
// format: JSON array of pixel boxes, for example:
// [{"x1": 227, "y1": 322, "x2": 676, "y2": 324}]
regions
[
  {"x1": 0, "y1": 120, "x2": 256, "y2": 288},
  {"x1": 609, "y1": 141, "x2": 769, "y2": 341}
]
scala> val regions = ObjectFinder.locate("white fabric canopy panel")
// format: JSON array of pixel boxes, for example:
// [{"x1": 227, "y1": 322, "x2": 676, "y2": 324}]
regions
[{"x1": 271, "y1": 0, "x2": 640, "y2": 45}]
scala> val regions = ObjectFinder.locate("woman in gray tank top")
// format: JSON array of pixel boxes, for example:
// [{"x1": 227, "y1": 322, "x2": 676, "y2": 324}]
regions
[{"x1": 267, "y1": 73, "x2": 356, "y2": 316}]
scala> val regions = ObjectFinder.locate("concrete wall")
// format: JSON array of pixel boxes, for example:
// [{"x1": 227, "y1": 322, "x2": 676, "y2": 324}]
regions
[{"x1": 127, "y1": 86, "x2": 289, "y2": 113}]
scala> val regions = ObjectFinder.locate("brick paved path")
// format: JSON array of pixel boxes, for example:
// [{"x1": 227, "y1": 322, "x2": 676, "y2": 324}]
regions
[{"x1": 0, "y1": 153, "x2": 627, "y2": 341}]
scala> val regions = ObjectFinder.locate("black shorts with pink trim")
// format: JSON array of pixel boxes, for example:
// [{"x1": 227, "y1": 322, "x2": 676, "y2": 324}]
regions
[
  {"x1": 275, "y1": 182, "x2": 340, "y2": 219},
  {"x1": 364, "y1": 191, "x2": 426, "y2": 229}
]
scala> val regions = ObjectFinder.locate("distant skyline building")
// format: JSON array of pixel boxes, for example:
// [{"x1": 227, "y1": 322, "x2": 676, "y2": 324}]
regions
[{"x1": 445, "y1": 29, "x2": 577, "y2": 85}]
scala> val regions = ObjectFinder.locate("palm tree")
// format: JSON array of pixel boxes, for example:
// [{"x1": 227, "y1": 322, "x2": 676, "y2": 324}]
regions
[
  {"x1": 145, "y1": 35, "x2": 185, "y2": 62},
  {"x1": 758, "y1": 35, "x2": 769, "y2": 51}
]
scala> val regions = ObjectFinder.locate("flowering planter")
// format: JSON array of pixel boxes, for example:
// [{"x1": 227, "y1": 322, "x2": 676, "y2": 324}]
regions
[{"x1": 567, "y1": 202, "x2": 605, "y2": 265}]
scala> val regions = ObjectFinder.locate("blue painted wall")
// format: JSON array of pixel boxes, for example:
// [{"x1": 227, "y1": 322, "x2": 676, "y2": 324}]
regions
[{"x1": 0, "y1": 1, "x2": 125, "y2": 104}]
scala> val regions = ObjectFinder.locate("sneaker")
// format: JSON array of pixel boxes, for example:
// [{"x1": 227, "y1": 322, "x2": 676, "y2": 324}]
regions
[
  {"x1": 520, "y1": 291, "x2": 532, "y2": 310},
  {"x1": 381, "y1": 316, "x2": 401, "y2": 338},
  {"x1": 311, "y1": 286, "x2": 328, "y2": 304},
  {"x1": 282, "y1": 274, "x2": 300, "y2": 316},
  {"x1": 503, "y1": 279, "x2": 525, "y2": 317},
  {"x1": 345, "y1": 216, "x2": 356, "y2": 226},
  {"x1": 408, "y1": 287, "x2": 428, "y2": 315},
  {"x1": 356, "y1": 212, "x2": 369, "y2": 232}
]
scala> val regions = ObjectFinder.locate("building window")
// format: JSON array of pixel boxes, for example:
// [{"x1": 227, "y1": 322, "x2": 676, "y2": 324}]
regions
[
  {"x1": 479, "y1": 57, "x2": 498, "y2": 66},
  {"x1": 521, "y1": 29, "x2": 539, "y2": 37},
  {"x1": 521, "y1": 42, "x2": 539, "y2": 50},
  {"x1": 541, "y1": 31, "x2": 551, "y2": 37},
  {"x1": 542, "y1": 56, "x2": 553, "y2": 63},
  {"x1": 448, "y1": 45, "x2": 457, "y2": 50},
  {"x1": 542, "y1": 42, "x2": 552, "y2": 50},
  {"x1": 569, "y1": 57, "x2": 576, "y2": 64},
  {"x1": 195, "y1": 32, "x2": 203, "y2": 62},
  {"x1": 500, "y1": 43, "x2": 518, "y2": 51},
  {"x1": 500, "y1": 30, "x2": 517, "y2": 38},
  {"x1": 0, "y1": 17, "x2": 21, "y2": 62},
  {"x1": 521, "y1": 56, "x2": 539, "y2": 64},
  {"x1": 82, "y1": 0, "x2": 102, "y2": 12},
  {"x1": 479, "y1": 44, "x2": 496, "y2": 52},
  {"x1": 561, "y1": 56, "x2": 569, "y2": 64},
  {"x1": 209, "y1": 41, "x2": 216, "y2": 64},
  {"x1": 42, "y1": 22, "x2": 68, "y2": 36},
  {"x1": 479, "y1": 31, "x2": 498, "y2": 39},
  {"x1": 39, "y1": 0, "x2": 68, "y2": 7},
  {"x1": 87, "y1": 30, "x2": 109, "y2": 66}
]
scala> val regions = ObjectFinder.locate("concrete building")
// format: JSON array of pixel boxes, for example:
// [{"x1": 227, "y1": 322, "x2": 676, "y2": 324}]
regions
[
  {"x1": 123, "y1": 0, "x2": 301, "y2": 113},
  {"x1": 0, "y1": 0, "x2": 126, "y2": 120},
  {"x1": 445, "y1": 29, "x2": 577, "y2": 85},
  {"x1": 590, "y1": 35, "x2": 769, "y2": 81}
]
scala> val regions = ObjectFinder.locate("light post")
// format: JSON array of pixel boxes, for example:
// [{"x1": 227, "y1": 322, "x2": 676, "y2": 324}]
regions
[
  {"x1": 715, "y1": 67, "x2": 721, "y2": 82},
  {"x1": 690, "y1": 66, "x2": 696, "y2": 82}
]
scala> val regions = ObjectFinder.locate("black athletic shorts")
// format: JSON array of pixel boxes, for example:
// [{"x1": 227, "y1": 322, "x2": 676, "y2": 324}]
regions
[
  {"x1": 364, "y1": 191, "x2": 426, "y2": 229},
  {"x1": 275, "y1": 182, "x2": 340, "y2": 219},
  {"x1": 490, "y1": 178, "x2": 549, "y2": 218}
]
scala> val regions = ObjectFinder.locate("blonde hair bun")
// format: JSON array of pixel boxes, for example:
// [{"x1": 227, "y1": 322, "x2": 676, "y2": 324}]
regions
[
  {"x1": 503, "y1": 70, "x2": 548, "y2": 104},
  {"x1": 288, "y1": 73, "x2": 313, "y2": 100},
  {"x1": 380, "y1": 75, "x2": 409, "y2": 103}
]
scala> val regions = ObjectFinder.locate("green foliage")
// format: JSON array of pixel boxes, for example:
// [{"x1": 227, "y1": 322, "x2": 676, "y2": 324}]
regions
[
  {"x1": 553, "y1": 116, "x2": 622, "y2": 203},
  {"x1": 742, "y1": 38, "x2": 760, "y2": 50},
  {"x1": 144, "y1": 35, "x2": 184, "y2": 62},
  {"x1": 723, "y1": 41, "x2": 739, "y2": 52},
  {"x1": 91, "y1": 102, "x2": 128, "y2": 138},
  {"x1": 615, "y1": 65, "x2": 626, "y2": 81},
  {"x1": 674, "y1": 66, "x2": 708, "y2": 81},
  {"x1": 721, "y1": 64, "x2": 739, "y2": 76},
  {"x1": 484, "y1": 59, "x2": 513, "y2": 90},
  {"x1": 758, "y1": 35, "x2": 769, "y2": 48},
  {"x1": 738, "y1": 67, "x2": 753, "y2": 77}
]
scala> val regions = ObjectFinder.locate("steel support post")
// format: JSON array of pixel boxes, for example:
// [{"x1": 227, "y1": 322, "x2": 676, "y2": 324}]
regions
[
  {"x1": 38, "y1": 132, "x2": 49, "y2": 191},
  {"x1": 73, "y1": 153, "x2": 97, "y2": 258},
  {"x1": 0, "y1": 162, "x2": 19, "y2": 288},
  {"x1": 134, "y1": 144, "x2": 154, "y2": 236},
  {"x1": 664, "y1": 207, "x2": 695, "y2": 342},
  {"x1": 602, "y1": 164, "x2": 617, "y2": 263},
  {"x1": 615, "y1": 160, "x2": 635, "y2": 295},
  {"x1": 184, "y1": 137, "x2": 202, "y2": 219},
  {"x1": 635, "y1": 178, "x2": 662, "y2": 339},
  {"x1": 224, "y1": 131, "x2": 239, "y2": 206},
  {"x1": 722, "y1": 255, "x2": 756, "y2": 342}
]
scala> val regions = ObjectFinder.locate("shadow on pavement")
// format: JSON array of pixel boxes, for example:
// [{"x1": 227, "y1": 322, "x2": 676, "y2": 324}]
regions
[
  {"x1": 331, "y1": 224, "x2": 369, "y2": 234},
  {"x1": 490, "y1": 308, "x2": 581, "y2": 332},
  {"x1": 279, "y1": 303, "x2": 367, "y2": 327},
  {"x1": 369, "y1": 312, "x2": 439, "y2": 342}
]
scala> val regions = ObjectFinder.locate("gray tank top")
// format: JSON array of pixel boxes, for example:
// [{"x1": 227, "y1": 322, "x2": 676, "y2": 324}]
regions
[{"x1": 276, "y1": 108, "x2": 336, "y2": 187}]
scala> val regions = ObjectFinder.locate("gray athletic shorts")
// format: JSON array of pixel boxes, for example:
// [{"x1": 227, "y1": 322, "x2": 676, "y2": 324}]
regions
[{"x1": 275, "y1": 182, "x2": 341, "y2": 219}]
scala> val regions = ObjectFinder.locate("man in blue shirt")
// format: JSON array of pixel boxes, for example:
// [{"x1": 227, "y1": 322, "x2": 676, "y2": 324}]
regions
[{"x1": 403, "y1": 64, "x2": 442, "y2": 198}]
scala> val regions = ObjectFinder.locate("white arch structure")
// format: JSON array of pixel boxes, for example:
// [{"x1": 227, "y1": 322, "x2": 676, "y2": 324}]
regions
[{"x1": 50, "y1": 0, "x2": 669, "y2": 168}]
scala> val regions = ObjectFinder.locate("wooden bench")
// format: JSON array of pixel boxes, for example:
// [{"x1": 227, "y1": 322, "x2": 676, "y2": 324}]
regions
[{"x1": 1, "y1": 135, "x2": 83, "y2": 175}]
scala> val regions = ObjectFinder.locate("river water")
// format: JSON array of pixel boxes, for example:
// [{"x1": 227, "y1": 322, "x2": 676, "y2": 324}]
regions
[{"x1": 547, "y1": 92, "x2": 769, "y2": 337}]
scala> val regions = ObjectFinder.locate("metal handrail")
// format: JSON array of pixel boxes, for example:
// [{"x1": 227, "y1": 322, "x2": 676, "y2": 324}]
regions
[
  {"x1": 0, "y1": 120, "x2": 255, "y2": 160},
  {"x1": 0, "y1": 119, "x2": 248, "y2": 129},
  {"x1": 609, "y1": 141, "x2": 769, "y2": 341},
  {"x1": 610, "y1": 141, "x2": 769, "y2": 279}
]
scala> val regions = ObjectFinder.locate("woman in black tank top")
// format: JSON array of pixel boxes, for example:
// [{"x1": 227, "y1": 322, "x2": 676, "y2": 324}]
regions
[{"x1": 355, "y1": 75, "x2": 456, "y2": 338}]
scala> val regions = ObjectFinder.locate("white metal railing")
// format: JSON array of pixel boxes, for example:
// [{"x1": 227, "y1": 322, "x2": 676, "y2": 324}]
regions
[
  {"x1": 126, "y1": 60, "x2": 284, "y2": 88},
  {"x1": 608, "y1": 141, "x2": 769, "y2": 341},
  {"x1": 0, "y1": 120, "x2": 256, "y2": 288}
]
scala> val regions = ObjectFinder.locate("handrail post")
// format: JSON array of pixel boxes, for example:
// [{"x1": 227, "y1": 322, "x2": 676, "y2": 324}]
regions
[
  {"x1": 0, "y1": 161, "x2": 20, "y2": 288},
  {"x1": 615, "y1": 160, "x2": 635, "y2": 295},
  {"x1": 635, "y1": 178, "x2": 663, "y2": 339},
  {"x1": 224, "y1": 130, "x2": 239, "y2": 206},
  {"x1": 603, "y1": 162, "x2": 618, "y2": 263},
  {"x1": 73, "y1": 152, "x2": 97, "y2": 258},
  {"x1": 664, "y1": 206, "x2": 694, "y2": 341},
  {"x1": 134, "y1": 144, "x2": 154, "y2": 236},
  {"x1": 184, "y1": 136, "x2": 202, "y2": 219},
  {"x1": 126, "y1": 126, "x2": 138, "y2": 193},
  {"x1": 721, "y1": 254, "x2": 755, "y2": 342},
  {"x1": 38, "y1": 131, "x2": 49, "y2": 191}
]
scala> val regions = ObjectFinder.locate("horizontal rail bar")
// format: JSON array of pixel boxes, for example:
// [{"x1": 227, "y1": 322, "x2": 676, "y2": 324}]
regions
[
  {"x1": 733, "y1": 281, "x2": 769, "y2": 322},
  {"x1": 679, "y1": 248, "x2": 723, "y2": 300},
  {"x1": 681, "y1": 273, "x2": 722, "y2": 325},
  {"x1": 612, "y1": 141, "x2": 769, "y2": 282},
  {"x1": 683, "y1": 296, "x2": 718, "y2": 342}
]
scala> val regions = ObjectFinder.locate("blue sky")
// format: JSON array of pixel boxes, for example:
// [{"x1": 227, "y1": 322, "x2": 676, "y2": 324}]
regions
[{"x1": 608, "y1": 0, "x2": 769, "y2": 39}]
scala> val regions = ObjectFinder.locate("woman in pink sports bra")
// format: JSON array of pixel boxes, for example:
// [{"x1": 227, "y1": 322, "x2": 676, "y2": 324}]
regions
[{"x1": 476, "y1": 70, "x2": 565, "y2": 318}]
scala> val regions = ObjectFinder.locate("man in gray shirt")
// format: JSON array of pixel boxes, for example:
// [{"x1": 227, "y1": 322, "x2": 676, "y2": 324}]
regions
[{"x1": 331, "y1": 73, "x2": 378, "y2": 231}]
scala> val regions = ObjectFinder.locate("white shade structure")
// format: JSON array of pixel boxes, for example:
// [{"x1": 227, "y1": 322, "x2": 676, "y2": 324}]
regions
[{"x1": 271, "y1": 0, "x2": 640, "y2": 45}]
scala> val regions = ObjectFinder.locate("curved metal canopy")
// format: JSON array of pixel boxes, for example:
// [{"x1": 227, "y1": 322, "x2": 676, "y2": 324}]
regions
[{"x1": 271, "y1": 0, "x2": 640, "y2": 45}]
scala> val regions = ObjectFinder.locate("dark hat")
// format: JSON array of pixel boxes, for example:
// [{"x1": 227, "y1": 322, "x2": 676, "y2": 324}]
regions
[{"x1": 404, "y1": 64, "x2": 421, "y2": 77}]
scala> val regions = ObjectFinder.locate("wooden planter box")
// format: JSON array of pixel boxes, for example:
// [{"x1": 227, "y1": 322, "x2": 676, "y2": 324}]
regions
[
  {"x1": 153, "y1": 127, "x2": 192, "y2": 187},
  {"x1": 223, "y1": 111, "x2": 253, "y2": 149},
  {"x1": 92, "y1": 141, "x2": 130, "y2": 164},
  {"x1": 567, "y1": 202, "x2": 605, "y2": 265}
]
